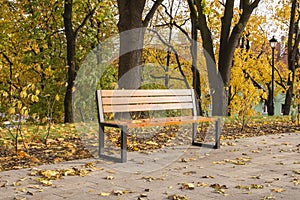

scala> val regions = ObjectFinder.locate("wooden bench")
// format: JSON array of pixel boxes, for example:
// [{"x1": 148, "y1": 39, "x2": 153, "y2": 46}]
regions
[{"x1": 96, "y1": 89, "x2": 221, "y2": 162}]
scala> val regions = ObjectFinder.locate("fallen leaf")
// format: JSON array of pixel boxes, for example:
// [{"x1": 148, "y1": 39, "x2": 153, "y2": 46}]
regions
[
  {"x1": 197, "y1": 182, "x2": 208, "y2": 187},
  {"x1": 40, "y1": 170, "x2": 61, "y2": 180},
  {"x1": 142, "y1": 176, "x2": 154, "y2": 182},
  {"x1": 38, "y1": 179, "x2": 53, "y2": 186},
  {"x1": 106, "y1": 176, "x2": 114, "y2": 180},
  {"x1": 78, "y1": 169, "x2": 88, "y2": 177},
  {"x1": 262, "y1": 193, "x2": 276, "y2": 200},
  {"x1": 183, "y1": 171, "x2": 196, "y2": 175},
  {"x1": 251, "y1": 184, "x2": 264, "y2": 189},
  {"x1": 210, "y1": 183, "x2": 228, "y2": 190},
  {"x1": 13, "y1": 182, "x2": 21, "y2": 186},
  {"x1": 99, "y1": 192, "x2": 110, "y2": 196},
  {"x1": 113, "y1": 190, "x2": 123, "y2": 196},
  {"x1": 292, "y1": 178, "x2": 300, "y2": 185},
  {"x1": 30, "y1": 156, "x2": 40, "y2": 163},
  {"x1": 201, "y1": 175, "x2": 215, "y2": 179},
  {"x1": 168, "y1": 194, "x2": 188, "y2": 200},
  {"x1": 271, "y1": 188, "x2": 286, "y2": 193},
  {"x1": 249, "y1": 175, "x2": 261, "y2": 179},
  {"x1": 293, "y1": 170, "x2": 300, "y2": 175},
  {"x1": 17, "y1": 150, "x2": 30, "y2": 158},
  {"x1": 181, "y1": 183, "x2": 195, "y2": 190},
  {"x1": 140, "y1": 193, "x2": 148, "y2": 197}
]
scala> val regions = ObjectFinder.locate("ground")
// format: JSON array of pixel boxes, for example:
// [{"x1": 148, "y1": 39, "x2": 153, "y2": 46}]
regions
[
  {"x1": 0, "y1": 117, "x2": 299, "y2": 172},
  {"x1": 0, "y1": 131, "x2": 300, "y2": 200}
]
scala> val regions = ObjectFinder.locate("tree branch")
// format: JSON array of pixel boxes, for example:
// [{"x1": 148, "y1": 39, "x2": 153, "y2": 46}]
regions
[
  {"x1": 75, "y1": 6, "x2": 97, "y2": 36},
  {"x1": 187, "y1": 0, "x2": 197, "y2": 20},
  {"x1": 148, "y1": 28, "x2": 190, "y2": 88},
  {"x1": 143, "y1": 0, "x2": 164, "y2": 27}
]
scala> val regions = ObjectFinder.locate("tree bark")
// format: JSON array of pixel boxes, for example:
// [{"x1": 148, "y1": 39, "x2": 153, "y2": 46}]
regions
[
  {"x1": 117, "y1": 0, "x2": 163, "y2": 89},
  {"x1": 63, "y1": 0, "x2": 76, "y2": 123},
  {"x1": 283, "y1": 0, "x2": 300, "y2": 115},
  {"x1": 116, "y1": 0, "x2": 162, "y2": 119},
  {"x1": 191, "y1": 14, "x2": 203, "y2": 115},
  {"x1": 63, "y1": 0, "x2": 96, "y2": 123}
]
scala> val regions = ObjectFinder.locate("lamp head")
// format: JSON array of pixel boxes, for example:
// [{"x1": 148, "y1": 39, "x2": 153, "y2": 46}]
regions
[{"x1": 269, "y1": 36, "x2": 277, "y2": 49}]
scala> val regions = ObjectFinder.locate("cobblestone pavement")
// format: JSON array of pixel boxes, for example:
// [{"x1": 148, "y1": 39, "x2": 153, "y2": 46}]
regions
[{"x1": 1, "y1": 132, "x2": 300, "y2": 200}]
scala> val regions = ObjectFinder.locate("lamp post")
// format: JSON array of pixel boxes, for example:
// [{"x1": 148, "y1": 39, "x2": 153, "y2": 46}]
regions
[{"x1": 269, "y1": 36, "x2": 277, "y2": 116}]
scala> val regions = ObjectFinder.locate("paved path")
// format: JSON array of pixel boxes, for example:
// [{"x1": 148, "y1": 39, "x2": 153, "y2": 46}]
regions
[{"x1": 1, "y1": 132, "x2": 300, "y2": 200}]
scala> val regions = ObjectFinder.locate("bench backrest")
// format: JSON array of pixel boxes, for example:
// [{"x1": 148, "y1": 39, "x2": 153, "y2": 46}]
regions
[{"x1": 96, "y1": 89, "x2": 198, "y2": 122}]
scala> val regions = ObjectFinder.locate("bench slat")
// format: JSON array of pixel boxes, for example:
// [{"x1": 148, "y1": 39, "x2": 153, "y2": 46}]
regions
[
  {"x1": 103, "y1": 102, "x2": 193, "y2": 113},
  {"x1": 100, "y1": 89, "x2": 192, "y2": 97},
  {"x1": 102, "y1": 96, "x2": 193, "y2": 105},
  {"x1": 102, "y1": 116, "x2": 217, "y2": 128}
]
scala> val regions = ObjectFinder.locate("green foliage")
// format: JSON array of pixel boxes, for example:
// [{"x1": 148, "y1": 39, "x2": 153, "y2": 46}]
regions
[{"x1": 100, "y1": 65, "x2": 118, "y2": 89}]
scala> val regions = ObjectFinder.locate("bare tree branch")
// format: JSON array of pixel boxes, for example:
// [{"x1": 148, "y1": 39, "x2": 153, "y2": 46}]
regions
[
  {"x1": 143, "y1": 0, "x2": 164, "y2": 27},
  {"x1": 148, "y1": 28, "x2": 190, "y2": 88},
  {"x1": 75, "y1": 6, "x2": 97, "y2": 36}
]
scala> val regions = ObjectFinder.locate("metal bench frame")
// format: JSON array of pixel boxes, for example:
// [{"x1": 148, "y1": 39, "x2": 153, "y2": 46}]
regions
[{"x1": 96, "y1": 89, "x2": 220, "y2": 162}]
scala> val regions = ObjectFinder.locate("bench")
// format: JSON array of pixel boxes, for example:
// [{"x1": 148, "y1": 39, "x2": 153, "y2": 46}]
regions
[{"x1": 96, "y1": 89, "x2": 221, "y2": 162}]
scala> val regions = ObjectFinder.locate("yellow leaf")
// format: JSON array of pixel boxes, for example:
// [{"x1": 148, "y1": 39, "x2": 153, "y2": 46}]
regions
[
  {"x1": 271, "y1": 188, "x2": 286, "y2": 193},
  {"x1": 41, "y1": 170, "x2": 60, "y2": 179},
  {"x1": 35, "y1": 89, "x2": 40, "y2": 95},
  {"x1": 79, "y1": 169, "x2": 88, "y2": 177},
  {"x1": 8, "y1": 107, "x2": 15, "y2": 115},
  {"x1": 18, "y1": 102, "x2": 22, "y2": 110},
  {"x1": 20, "y1": 90, "x2": 27, "y2": 98},
  {"x1": 146, "y1": 141, "x2": 158, "y2": 146},
  {"x1": 39, "y1": 179, "x2": 53, "y2": 186},
  {"x1": 293, "y1": 170, "x2": 300, "y2": 174},
  {"x1": 63, "y1": 168, "x2": 76, "y2": 176},
  {"x1": 99, "y1": 192, "x2": 110, "y2": 196},
  {"x1": 182, "y1": 183, "x2": 195, "y2": 190},
  {"x1": 3, "y1": 91, "x2": 9, "y2": 97},
  {"x1": 55, "y1": 94, "x2": 60, "y2": 101},
  {"x1": 197, "y1": 182, "x2": 208, "y2": 187}
]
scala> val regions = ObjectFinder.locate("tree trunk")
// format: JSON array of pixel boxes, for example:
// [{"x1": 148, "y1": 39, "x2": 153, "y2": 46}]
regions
[
  {"x1": 283, "y1": 0, "x2": 299, "y2": 115},
  {"x1": 117, "y1": 0, "x2": 145, "y2": 89},
  {"x1": 116, "y1": 0, "x2": 162, "y2": 119},
  {"x1": 117, "y1": 0, "x2": 163, "y2": 89},
  {"x1": 191, "y1": 14, "x2": 202, "y2": 115},
  {"x1": 63, "y1": 0, "x2": 76, "y2": 123}
]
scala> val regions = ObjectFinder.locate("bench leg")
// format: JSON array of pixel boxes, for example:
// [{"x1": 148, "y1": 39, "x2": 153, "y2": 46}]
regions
[
  {"x1": 120, "y1": 126, "x2": 128, "y2": 163},
  {"x1": 192, "y1": 122, "x2": 197, "y2": 145},
  {"x1": 214, "y1": 118, "x2": 221, "y2": 149},
  {"x1": 99, "y1": 124, "x2": 105, "y2": 156}
]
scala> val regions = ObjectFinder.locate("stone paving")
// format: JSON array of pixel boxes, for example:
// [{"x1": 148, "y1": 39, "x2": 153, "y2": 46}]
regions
[{"x1": 0, "y1": 132, "x2": 300, "y2": 200}]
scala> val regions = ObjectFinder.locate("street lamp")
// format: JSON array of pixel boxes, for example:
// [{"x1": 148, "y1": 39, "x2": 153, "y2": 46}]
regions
[{"x1": 269, "y1": 36, "x2": 277, "y2": 116}]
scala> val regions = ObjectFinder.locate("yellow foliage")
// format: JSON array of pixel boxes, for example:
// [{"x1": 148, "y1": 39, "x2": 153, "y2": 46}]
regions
[{"x1": 8, "y1": 107, "x2": 15, "y2": 115}]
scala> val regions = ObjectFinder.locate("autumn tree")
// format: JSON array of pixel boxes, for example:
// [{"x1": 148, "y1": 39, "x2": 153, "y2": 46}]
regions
[
  {"x1": 0, "y1": 0, "x2": 66, "y2": 122},
  {"x1": 187, "y1": 0, "x2": 261, "y2": 116}
]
